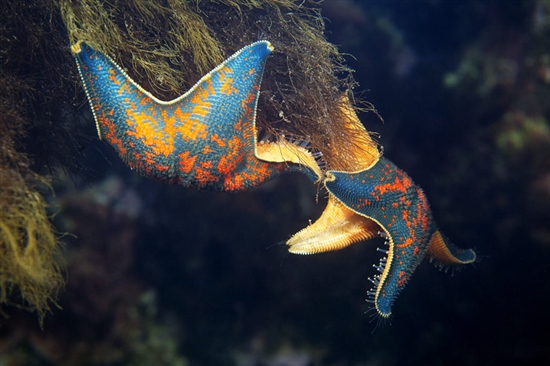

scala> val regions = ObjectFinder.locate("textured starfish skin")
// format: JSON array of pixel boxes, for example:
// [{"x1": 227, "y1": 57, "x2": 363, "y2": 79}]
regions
[
  {"x1": 325, "y1": 157, "x2": 476, "y2": 316},
  {"x1": 287, "y1": 101, "x2": 476, "y2": 318},
  {"x1": 72, "y1": 41, "x2": 315, "y2": 191}
]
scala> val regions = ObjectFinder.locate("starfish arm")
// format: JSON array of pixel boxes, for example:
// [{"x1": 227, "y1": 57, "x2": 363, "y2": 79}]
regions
[
  {"x1": 255, "y1": 138, "x2": 323, "y2": 182},
  {"x1": 427, "y1": 230, "x2": 476, "y2": 266},
  {"x1": 325, "y1": 157, "x2": 476, "y2": 317},
  {"x1": 72, "y1": 41, "x2": 307, "y2": 191},
  {"x1": 287, "y1": 194, "x2": 381, "y2": 254},
  {"x1": 330, "y1": 95, "x2": 381, "y2": 172},
  {"x1": 283, "y1": 95, "x2": 384, "y2": 254}
]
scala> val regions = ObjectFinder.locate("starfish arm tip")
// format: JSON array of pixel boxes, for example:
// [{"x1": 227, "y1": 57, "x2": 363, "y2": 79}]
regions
[{"x1": 427, "y1": 230, "x2": 476, "y2": 266}]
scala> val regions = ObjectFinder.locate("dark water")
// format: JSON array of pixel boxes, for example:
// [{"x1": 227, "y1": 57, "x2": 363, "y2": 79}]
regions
[{"x1": 1, "y1": 1, "x2": 549, "y2": 365}]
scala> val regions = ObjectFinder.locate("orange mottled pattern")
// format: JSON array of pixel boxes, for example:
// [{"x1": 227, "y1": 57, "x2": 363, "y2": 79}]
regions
[
  {"x1": 73, "y1": 41, "x2": 289, "y2": 191},
  {"x1": 325, "y1": 156, "x2": 437, "y2": 316}
]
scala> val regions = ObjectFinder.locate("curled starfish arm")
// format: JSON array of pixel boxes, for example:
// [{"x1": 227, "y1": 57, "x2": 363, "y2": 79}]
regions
[
  {"x1": 287, "y1": 194, "x2": 380, "y2": 254},
  {"x1": 72, "y1": 41, "x2": 315, "y2": 191},
  {"x1": 286, "y1": 95, "x2": 382, "y2": 254},
  {"x1": 324, "y1": 158, "x2": 476, "y2": 317},
  {"x1": 427, "y1": 230, "x2": 476, "y2": 266},
  {"x1": 255, "y1": 138, "x2": 323, "y2": 183}
]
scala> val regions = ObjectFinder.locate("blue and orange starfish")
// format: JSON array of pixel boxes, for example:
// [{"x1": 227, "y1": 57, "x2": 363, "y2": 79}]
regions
[
  {"x1": 286, "y1": 100, "x2": 475, "y2": 317},
  {"x1": 325, "y1": 158, "x2": 476, "y2": 316},
  {"x1": 72, "y1": 41, "x2": 319, "y2": 191},
  {"x1": 72, "y1": 41, "x2": 475, "y2": 319}
]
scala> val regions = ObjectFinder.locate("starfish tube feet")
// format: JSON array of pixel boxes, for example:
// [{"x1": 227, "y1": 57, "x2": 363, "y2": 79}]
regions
[{"x1": 324, "y1": 157, "x2": 476, "y2": 317}]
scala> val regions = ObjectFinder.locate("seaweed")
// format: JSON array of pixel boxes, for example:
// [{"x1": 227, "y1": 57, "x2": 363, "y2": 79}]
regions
[{"x1": 0, "y1": 76, "x2": 64, "y2": 322}]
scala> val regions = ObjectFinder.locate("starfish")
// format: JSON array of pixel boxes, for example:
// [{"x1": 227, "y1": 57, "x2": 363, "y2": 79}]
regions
[
  {"x1": 73, "y1": 40, "x2": 475, "y2": 319},
  {"x1": 287, "y1": 100, "x2": 476, "y2": 318},
  {"x1": 72, "y1": 41, "x2": 320, "y2": 191}
]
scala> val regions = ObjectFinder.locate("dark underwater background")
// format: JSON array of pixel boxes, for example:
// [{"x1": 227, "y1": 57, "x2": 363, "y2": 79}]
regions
[{"x1": 1, "y1": 1, "x2": 549, "y2": 365}]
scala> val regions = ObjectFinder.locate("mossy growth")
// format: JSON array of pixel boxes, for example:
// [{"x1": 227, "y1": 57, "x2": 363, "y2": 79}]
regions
[
  {"x1": 0, "y1": 171, "x2": 64, "y2": 323},
  {"x1": 60, "y1": 0, "x2": 379, "y2": 171},
  {"x1": 1, "y1": 0, "x2": 71, "y2": 321},
  {"x1": 0, "y1": 78, "x2": 64, "y2": 323}
]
